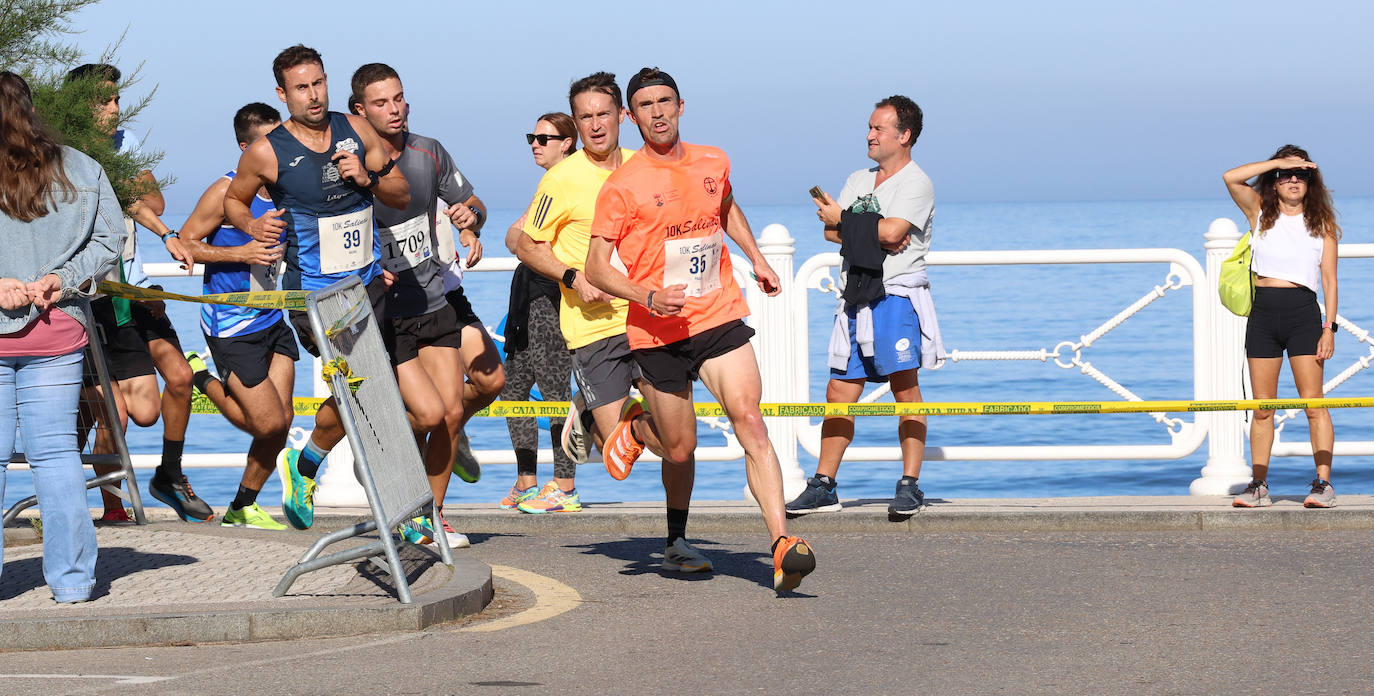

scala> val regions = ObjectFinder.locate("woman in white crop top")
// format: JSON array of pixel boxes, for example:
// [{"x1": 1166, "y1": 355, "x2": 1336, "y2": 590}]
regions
[{"x1": 1223, "y1": 145, "x2": 1341, "y2": 508}]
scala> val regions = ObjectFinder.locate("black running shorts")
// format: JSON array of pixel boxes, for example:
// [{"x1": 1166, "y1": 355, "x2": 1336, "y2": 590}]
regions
[{"x1": 632, "y1": 319, "x2": 755, "y2": 394}]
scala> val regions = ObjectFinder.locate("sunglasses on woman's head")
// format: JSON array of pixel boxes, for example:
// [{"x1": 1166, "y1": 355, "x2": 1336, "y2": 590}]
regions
[
  {"x1": 1274, "y1": 169, "x2": 1313, "y2": 183},
  {"x1": 526, "y1": 133, "x2": 570, "y2": 145}
]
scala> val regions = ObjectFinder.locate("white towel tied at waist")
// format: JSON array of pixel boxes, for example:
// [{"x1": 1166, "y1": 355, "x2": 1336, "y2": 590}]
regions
[{"x1": 827, "y1": 270, "x2": 947, "y2": 371}]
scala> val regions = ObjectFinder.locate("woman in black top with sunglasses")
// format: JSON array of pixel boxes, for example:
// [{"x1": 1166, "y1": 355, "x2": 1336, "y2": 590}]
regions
[
  {"x1": 1223, "y1": 145, "x2": 1341, "y2": 508},
  {"x1": 497, "y1": 113, "x2": 579, "y2": 510}
]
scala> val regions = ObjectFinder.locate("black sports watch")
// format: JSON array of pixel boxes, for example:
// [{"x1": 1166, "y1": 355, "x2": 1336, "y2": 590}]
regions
[{"x1": 562, "y1": 268, "x2": 578, "y2": 289}]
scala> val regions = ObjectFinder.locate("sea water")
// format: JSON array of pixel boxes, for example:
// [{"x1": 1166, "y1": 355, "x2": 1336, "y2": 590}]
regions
[{"x1": 6, "y1": 198, "x2": 1372, "y2": 512}]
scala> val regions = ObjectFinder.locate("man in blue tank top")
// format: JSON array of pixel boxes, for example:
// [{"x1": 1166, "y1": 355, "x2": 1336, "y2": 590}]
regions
[
  {"x1": 349, "y1": 63, "x2": 493, "y2": 548},
  {"x1": 225, "y1": 45, "x2": 410, "y2": 530},
  {"x1": 178, "y1": 103, "x2": 299, "y2": 531}
]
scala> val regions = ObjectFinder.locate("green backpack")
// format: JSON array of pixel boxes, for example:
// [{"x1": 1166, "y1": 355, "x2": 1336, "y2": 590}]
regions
[{"x1": 1218, "y1": 230, "x2": 1254, "y2": 316}]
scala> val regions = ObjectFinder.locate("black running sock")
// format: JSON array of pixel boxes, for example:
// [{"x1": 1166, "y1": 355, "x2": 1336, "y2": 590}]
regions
[
  {"x1": 230, "y1": 485, "x2": 260, "y2": 511},
  {"x1": 771, "y1": 536, "x2": 784, "y2": 553},
  {"x1": 898, "y1": 476, "x2": 919, "y2": 486},
  {"x1": 298, "y1": 440, "x2": 327, "y2": 479},
  {"x1": 815, "y1": 474, "x2": 837, "y2": 489},
  {"x1": 666, "y1": 507, "x2": 689, "y2": 546},
  {"x1": 157, "y1": 439, "x2": 185, "y2": 481},
  {"x1": 191, "y1": 369, "x2": 216, "y2": 395}
]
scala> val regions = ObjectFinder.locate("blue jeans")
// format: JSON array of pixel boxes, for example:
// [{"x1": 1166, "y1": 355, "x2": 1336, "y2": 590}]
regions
[{"x1": 1, "y1": 350, "x2": 97, "y2": 602}]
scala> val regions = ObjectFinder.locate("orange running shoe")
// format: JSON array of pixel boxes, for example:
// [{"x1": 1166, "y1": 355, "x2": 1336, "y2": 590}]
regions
[
  {"x1": 772, "y1": 535, "x2": 816, "y2": 592},
  {"x1": 603, "y1": 398, "x2": 646, "y2": 481}
]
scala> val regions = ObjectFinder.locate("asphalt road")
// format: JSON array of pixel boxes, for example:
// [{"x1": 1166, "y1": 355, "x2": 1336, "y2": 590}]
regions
[{"x1": 4, "y1": 530, "x2": 1373, "y2": 695}]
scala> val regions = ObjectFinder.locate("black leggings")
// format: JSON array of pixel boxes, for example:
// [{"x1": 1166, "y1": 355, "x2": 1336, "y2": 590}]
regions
[{"x1": 501, "y1": 294, "x2": 574, "y2": 478}]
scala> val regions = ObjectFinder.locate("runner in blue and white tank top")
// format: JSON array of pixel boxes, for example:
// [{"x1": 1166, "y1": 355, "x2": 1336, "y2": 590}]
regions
[
  {"x1": 179, "y1": 103, "x2": 301, "y2": 530},
  {"x1": 200, "y1": 171, "x2": 284, "y2": 338},
  {"x1": 224, "y1": 46, "x2": 410, "y2": 531}
]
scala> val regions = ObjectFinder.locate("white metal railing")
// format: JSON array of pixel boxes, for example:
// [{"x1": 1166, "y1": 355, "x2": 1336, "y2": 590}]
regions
[{"x1": 23, "y1": 220, "x2": 1368, "y2": 502}]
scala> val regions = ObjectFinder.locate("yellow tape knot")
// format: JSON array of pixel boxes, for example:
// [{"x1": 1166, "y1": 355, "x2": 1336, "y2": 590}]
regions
[{"x1": 320, "y1": 358, "x2": 365, "y2": 394}]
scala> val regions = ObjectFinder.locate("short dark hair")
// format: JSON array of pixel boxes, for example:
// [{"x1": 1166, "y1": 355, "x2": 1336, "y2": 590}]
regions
[
  {"x1": 272, "y1": 44, "x2": 323, "y2": 88},
  {"x1": 568, "y1": 71, "x2": 621, "y2": 113},
  {"x1": 233, "y1": 102, "x2": 281, "y2": 145},
  {"x1": 875, "y1": 95, "x2": 923, "y2": 145},
  {"x1": 65, "y1": 63, "x2": 120, "y2": 85},
  {"x1": 349, "y1": 63, "x2": 401, "y2": 112}
]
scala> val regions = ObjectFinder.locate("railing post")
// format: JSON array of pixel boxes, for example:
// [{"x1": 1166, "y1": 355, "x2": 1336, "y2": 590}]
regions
[
  {"x1": 1191, "y1": 217, "x2": 1253, "y2": 495},
  {"x1": 746, "y1": 223, "x2": 807, "y2": 502}
]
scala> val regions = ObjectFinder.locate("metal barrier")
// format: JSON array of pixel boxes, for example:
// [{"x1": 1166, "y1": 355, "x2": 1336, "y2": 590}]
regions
[
  {"x1": 4, "y1": 299, "x2": 145, "y2": 526},
  {"x1": 272, "y1": 277, "x2": 452, "y2": 604}
]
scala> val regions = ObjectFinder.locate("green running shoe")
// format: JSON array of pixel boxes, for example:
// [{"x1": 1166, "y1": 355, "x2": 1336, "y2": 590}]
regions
[
  {"x1": 399, "y1": 516, "x2": 435, "y2": 545},
  {"x1": 276, "y1": 447, "x2": 316, "y2": 530},
  {"x1": 184, "y1": 351, "x2": 207, "y2": 373},
  {"x1": 452, "y1": 432, "x2": 481, "y2": 483},
  {"x1": 221, "y1": 502, "x2": 287, "y2": 530}
]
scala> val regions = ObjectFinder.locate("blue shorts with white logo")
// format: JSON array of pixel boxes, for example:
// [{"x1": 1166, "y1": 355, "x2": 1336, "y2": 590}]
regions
[{"x1": 831, "y1": 294, "x2": 921, "y2": 383}]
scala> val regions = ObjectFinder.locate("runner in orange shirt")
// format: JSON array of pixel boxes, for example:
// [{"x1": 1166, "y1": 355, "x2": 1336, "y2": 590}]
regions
[{"x1": 585, "y1": 68, "x2": 815, "y2": 593}]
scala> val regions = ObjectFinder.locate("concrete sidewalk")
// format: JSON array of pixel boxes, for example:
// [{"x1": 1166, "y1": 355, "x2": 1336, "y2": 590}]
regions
[
  {"x1": 3, "y1": 494, "x2": 1372, "y2": 652},
  {"x1": 0, "y1": 520, "x2": 491, "y2": 652}
]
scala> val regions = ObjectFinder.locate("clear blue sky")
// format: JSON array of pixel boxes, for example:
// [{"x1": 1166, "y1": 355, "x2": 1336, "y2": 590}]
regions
[{"x1": 66, "y1": 0, "x2": 1372, "y2": 214}]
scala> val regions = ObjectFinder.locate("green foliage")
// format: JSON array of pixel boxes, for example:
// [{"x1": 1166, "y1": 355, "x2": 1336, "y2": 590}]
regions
[
  {"x1": 29, "y1": 516, "x2": 43, "y2": 539},
  {"x1": 0, "y1": 0, "x2": 99, "y2": 69},
  {"x1": 1, "y1": 0, "x2": 169, "y2": 210}
]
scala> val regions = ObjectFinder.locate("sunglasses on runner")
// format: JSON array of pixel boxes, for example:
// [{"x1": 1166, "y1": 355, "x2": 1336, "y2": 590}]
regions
[
  {"x1": 526, "y1": 133, "x2": 570, "y2": 146},
  {"x1": 1274, "y1": 169, "x2": 1313, "y2": 183}
]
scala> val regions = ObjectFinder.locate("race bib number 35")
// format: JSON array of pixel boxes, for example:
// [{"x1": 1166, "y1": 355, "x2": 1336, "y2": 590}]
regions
[
  {"x1": 380, "y1": 214, "x2": 433, "y2": 272},
  {"x1": 319, "y1": 207, "x2": 374, "y2": 275},
  {"x1": 664, "y1": 230, "x2": 723, "y2": 298}
]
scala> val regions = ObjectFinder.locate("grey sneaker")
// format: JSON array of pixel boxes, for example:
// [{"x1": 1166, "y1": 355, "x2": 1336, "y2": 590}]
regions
[
  {"x1": 1303, "y1": 479, "x2": 1336, "y2": 508},
  {"x1": 561, "y1": 393, "x2": 591, "y2": 465},
  {"x1": 1232, "y1": 480, "x2": 1271, "y2": 508},
  {"x1": 786, "y1": 476, "x2": 842, "y2": 515},
  {"x1": 662, "y1": 538, "x2": 713, "y2": 573},
  {"x1": 888, "y1": 478, "x2": 926, "y2": 515}
]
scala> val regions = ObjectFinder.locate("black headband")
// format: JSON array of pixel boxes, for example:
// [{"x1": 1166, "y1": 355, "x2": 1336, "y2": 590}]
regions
[{"x1": 626, "y1": 70, "x2": 679, "y2": 102}]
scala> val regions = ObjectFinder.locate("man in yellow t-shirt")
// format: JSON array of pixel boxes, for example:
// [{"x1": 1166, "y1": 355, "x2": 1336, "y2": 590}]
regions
[{"x1": 515, "y1": 74, "x2": 684, "y2": 547}]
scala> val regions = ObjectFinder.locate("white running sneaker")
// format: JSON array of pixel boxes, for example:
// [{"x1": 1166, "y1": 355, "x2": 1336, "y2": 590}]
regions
[
  {"x1": 438, "y1": 514, "x2": 471, "y2": 549},
  {"x1": 662, "y1": 538, "x2": 713, "y2": 573}
]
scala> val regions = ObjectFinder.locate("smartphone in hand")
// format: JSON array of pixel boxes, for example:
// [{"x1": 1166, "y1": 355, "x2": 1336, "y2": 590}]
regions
[{"x1": 808, "y1": 186, "x2": 824, "y2": 200}]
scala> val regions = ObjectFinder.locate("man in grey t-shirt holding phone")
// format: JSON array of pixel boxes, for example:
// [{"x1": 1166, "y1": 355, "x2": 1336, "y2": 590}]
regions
[{"x1": 789, "y1": 95, "x2": 945, "y2": 519}]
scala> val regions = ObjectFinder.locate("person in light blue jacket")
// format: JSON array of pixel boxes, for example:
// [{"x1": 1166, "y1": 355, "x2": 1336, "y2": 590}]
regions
[{"x1": 0, "y1": 71, "x2": 125, "y2": 603}]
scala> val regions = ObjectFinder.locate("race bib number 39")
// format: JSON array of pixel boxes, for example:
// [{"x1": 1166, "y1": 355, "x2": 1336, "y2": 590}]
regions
[
  {"x1": 380, "y1": 214, "x2": 433, "y2": 272},
  {"x1": 318, "y1": 206, "x2": 374, "y2": 275},
  {"x1": 664, "y1": 230, "x2": 723, "y2": 298}
]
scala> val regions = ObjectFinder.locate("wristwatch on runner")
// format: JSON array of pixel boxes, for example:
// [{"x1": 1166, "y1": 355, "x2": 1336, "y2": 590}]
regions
[{"x1": 562, "y1": 268, "x2": 577, "y2": 289}]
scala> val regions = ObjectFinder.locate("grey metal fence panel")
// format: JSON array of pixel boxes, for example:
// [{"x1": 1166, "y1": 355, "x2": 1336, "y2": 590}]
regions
[
  {"x1": 274, "y1": 276, "x2": 451, "y2": 604},
  {"x1": 4, "y1": 299, "x2": 145, "y2": 526}
]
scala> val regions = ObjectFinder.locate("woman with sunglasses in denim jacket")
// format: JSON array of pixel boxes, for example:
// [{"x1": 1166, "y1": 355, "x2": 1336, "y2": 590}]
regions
[
  {"x1": 1223, "y1": 144, "x2": 1341, "y2": 509},
  {"x1": 0, "y1": 71, "x2": 125, "y2": 603}
]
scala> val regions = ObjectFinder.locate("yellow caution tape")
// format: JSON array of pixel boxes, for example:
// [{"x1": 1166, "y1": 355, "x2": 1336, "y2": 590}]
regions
[
  {"x1": 320, "y1": 357, "x2": 365, "y2": 393},
  {"x1": 471, "y1": 397, "x2": 1374, "y2": 418},
  {"x1": 189, "y1": 396, "x2": 1374, "y2": 419},
  {"x1": 99, "y1": 280, "x2": 310, "y2": 311}
]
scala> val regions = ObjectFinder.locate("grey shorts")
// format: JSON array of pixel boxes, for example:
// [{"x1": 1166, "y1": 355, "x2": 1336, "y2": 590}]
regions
[{"x1": 571, "y1": 333, "x2": 641, "y2": 410}]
